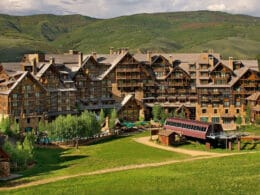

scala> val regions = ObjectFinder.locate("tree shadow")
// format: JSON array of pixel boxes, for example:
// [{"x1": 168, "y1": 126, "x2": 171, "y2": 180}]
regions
[
  {"x1": 0, "y1": 146, "x2": 88, "y2": 187},
  {"x1": 241, "y1": 141, "x2": 260, "y2": 150}
]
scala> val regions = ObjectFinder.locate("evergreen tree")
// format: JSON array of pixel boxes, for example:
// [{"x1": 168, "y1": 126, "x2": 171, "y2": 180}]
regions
[
  {"x1": 109, "y1": 108, "x2": 117, "y2": 130},
  {"x1": 99, "y1": 109, "x2": 105, "y2": 126},
  {"x1": 160, "y1": 109, "x2": 167, "y2": 124},
  {"x1": 11, "y1": 121, "x2": 20, "y2": 134},
  {"x1": 235, "y1": 114, "x2": 242, "y2": 125},
  {"x1": 245, "y1": 103, "x2": 251, "y2": 124},
  {"x1": 152, "y1": 105, "x2": 162, "y2": 122},
  {"x1": 0, "y1": 116, "x2": 10, "y2": 133}
]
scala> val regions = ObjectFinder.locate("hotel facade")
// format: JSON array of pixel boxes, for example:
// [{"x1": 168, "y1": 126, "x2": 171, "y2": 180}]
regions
[{"x1": 0, "y1": 48, "x2": 259, "y2": 131}]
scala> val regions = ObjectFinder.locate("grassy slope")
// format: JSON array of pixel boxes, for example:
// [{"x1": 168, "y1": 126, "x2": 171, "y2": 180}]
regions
[
  {"x1": 54, "y1": 11, "x2": 260, "y2": 58},
  {"x1": 5, "y1": 152, "x2": 260, "y2": 195},
  {"x1": 0, "y1": 14, "x2": 95, "y2": 61},
  {"x1": 0, "y1": 11, "x2": 260, "y2": 62},
  {"x1": 1, "y1": 132, "x2": 187, "y2": 186}
]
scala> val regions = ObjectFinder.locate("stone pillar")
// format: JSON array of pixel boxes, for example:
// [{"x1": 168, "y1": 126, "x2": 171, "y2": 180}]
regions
[
  {"x1": 228, "y1": 141, "x2": 232, "y2": 151},
  {"x1": 205, "y1": 142, "x2": 211, "y2": 150},
  {"x1": 237, "y1": 140, "x2": 241, "y2": 151},
  {"x1": 0, "y1": 161, "x2": 10, "y2": 178}
]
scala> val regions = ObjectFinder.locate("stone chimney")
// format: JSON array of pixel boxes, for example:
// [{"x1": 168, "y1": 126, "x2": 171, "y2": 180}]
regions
[
  {"x1": 208, "y1": 56, "x2": 214, "y2": 67},
  {"x1": 229, "y1": 57, "x2": 233, "y2": 70},
  {"x1": 169, "y1": 55, "x2": 173, "y2": 63},
  {"x1": 92, "y1": 52, "x2": 97, "y2": 60},
  {"x1": 78, "y1": 52, "x2": 83, "y2": 67},
  {"x1": 109, "y1": 47, "x2": 114, "y2": 55},
  {"x1": 117, "y1": 48, "x2": 122, "y2": 55},
  {"x1": 31, "y1": 58, "x2": 37, "y2": 75},
  {"x1": 50, "y1": 57, "x2": 55, "y2": 64},
  {"x1": 147, "y1": 51, "x2": 152, "y2": 63}
]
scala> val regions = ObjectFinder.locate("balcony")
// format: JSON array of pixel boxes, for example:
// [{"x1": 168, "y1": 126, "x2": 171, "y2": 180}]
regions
[
  {"x1": 211, "y1": 90, "x2": 221, "y2": 95},
  {"x1": 212, "y1": 98, "x2": 221, "y2": 102},
  {"x1": 144, "y1": 82, "x2": 155, "y2": 87},
  {"x1": 118, "y1": 83, "x2": 143, "y2": 88},
  {"x1": 116, "y1": 68, "x2": 140, "y2": 72},
  {"x1": 201, "y1": 97, "x2": 209, "y2": 102},
  {"x1": 201, "y1": 91, "x2": 210, "y2": 95},
  {"x1": 178, "y1": 89, "x2": 187, "y2": 94},
  {"x1": 243, "y1": 83, "x2": 257, "y2": 88},
  {"x1": 116, "y1": 75, "x2": 140, "y2": 80}
]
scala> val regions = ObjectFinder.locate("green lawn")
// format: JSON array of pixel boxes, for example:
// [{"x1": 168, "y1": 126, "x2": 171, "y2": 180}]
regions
[
  {"x1": 4, "y1": 152, "x2": 260, "y2": 195},
  {"x1": 239, "y1": 125, "x2": 260, "y2": 135},
  {"x1": 1, "y1": 132, "x2": 188, "y2": 186}
]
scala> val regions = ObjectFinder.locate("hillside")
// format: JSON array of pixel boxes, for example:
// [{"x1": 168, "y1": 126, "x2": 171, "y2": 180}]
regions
[{"x1": 0, "y1": 11, "x2": 260, "y2": 62}]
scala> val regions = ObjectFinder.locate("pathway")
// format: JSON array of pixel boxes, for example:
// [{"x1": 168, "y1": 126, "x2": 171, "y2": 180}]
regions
[{"x1": 134, "y1": 136, "x2": 219, "y2": 157}]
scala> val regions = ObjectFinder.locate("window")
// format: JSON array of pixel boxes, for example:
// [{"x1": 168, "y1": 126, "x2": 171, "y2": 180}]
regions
[
  {"x1": 12, "y1": 94, "x2": 18, "y2": 99},
  {"x1": 235, "y1": 101, "x2": 241, "y2": 107},
  {"x1": 27, "y1": 118, "x2": 30, "y2": 124},
  {"x1": 225, "y1": 109, "x2": 229, "y2": 114},
  {"x1": 214, "y1": 109, "x2": 217, "y2": 114},
  {"x1": 202, "y1": 109, "x2": 207, "y2": 114},
  {"x1": 224, "y1": 101, "x2": 230, "y2": 107},
  {"x1": 200, "y1": 117, "x2": 208, "y2": 122},
  {"x1": 212, "y1": 117, "x2": 220, "y2": 123},
  {"x1": 236, "y1": 109, "x2": 240, "y2": 114}
]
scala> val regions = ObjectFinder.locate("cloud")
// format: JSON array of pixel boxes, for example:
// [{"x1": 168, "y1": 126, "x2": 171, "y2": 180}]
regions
[
  {"x1": 207, "y1": 4, "x2": 226, "y2": 12},
  {"x1": 0, "y1": 0, "x2": 259, "y2": 18}
]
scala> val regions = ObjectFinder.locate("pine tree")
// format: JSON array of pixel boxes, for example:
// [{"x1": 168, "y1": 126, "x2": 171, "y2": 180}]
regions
[
  {"x1": 152, "y1": 105, "x2": 162, "y2": 122},
  {"x1": 109, "y1": 108, "x2": 117, "y2": 130},
  {"x1": 235, "y1": 114, "x2": 242, "y2": 125},
  {"x1": 99, "y1": 109, "x2": 105, "y2": 126}
]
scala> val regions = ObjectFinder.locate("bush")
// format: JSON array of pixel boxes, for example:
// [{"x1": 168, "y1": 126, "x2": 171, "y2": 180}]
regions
[{"x1": 3, "y1": 133, "x2": 34, "y2": 171}]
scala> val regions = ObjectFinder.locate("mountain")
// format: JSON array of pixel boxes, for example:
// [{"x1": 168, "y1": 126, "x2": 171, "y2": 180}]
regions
[{"x1": 0, "y1": 11, "x2": 260, "y2": 62}]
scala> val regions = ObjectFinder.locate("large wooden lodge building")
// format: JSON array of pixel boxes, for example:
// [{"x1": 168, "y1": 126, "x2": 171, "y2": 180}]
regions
[{"x1": 0, "y1": 48, "x2": 259, "y2": 131}]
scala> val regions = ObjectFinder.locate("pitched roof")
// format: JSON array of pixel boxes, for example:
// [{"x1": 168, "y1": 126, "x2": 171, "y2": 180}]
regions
[
  {"x1": 158, "y1": 130, "x2": 175, "y2": 136},
  {"x1": 94, "y1": 52, "x2": 129, "y2": 81},
  {"x1": 1, "y1": 62, "x2": 22, "y2": 72},
  {"x1": 119, "y1": 94, "x2": 134, "y2": 109},
  {"x1": 0, "y1": 71, "x2": 46, "y2": 95},
  {"x1": 246, "y1": 92, "x2": 260, "y2": 101},
  {"x1": 36, "y1": 63, "x2": 52, "y2": 78}
]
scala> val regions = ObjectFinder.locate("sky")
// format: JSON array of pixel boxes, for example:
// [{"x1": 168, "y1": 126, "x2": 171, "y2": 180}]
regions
[{"x1": 0, "y1": 0, "x2": 259, "y2": 18}]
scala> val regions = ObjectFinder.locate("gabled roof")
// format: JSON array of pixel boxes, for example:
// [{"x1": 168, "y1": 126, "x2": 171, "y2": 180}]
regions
[
  {"x1": 36, "y1": 62, "x2": 52, "y2": 78},
  {"x1": 164, "y1": 65, "x2": 190, "y2": 80},
  {"x1": 246, "y1": 92, "x2": 260, "y2": 101},
  {"x1": 158, "y1": 129, "x2": 175, "y2": 137},
  {"x1": 117, "y1": 94, "x2": 137, "y2": 112},
  {"x1": 211, "y1": 61, "x2": 234, "y2": 74},
  {"x1": 151, "y1": 55, "x2": 171, "y2": 66},
  {"x1": 94, "y1": 52, "x2": 130, "y2": 81},
  {"x1": 0, "y1": 71, "x2": 46, "y2": 95}
]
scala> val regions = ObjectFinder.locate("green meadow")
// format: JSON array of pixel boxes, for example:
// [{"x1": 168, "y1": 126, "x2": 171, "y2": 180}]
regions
[{"x1": 3, "y1": 152, "x2": 260, "y2": 195}]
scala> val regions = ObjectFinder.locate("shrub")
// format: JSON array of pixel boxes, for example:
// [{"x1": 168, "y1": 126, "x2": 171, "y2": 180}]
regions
[{"x1": 3, "y1": 133, "x2": 35, "y2": 171}]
